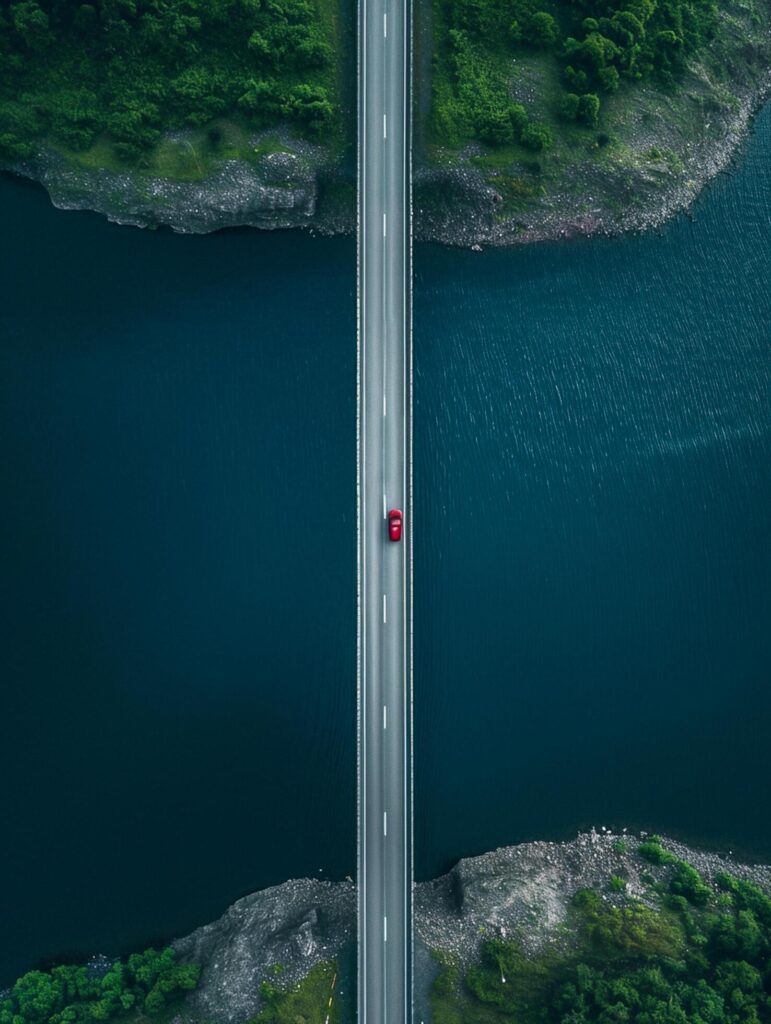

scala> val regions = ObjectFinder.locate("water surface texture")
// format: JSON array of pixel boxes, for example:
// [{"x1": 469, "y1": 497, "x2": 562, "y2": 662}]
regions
[
  {"x1": 415, "y1": 106, "x2": 771, "y2": 879},
  {"x1": 1, "y1": 104, "x2": 769, "y2": 983},
  {"x1": 0, "y1": 187, "x2": 356, "y2": 984}
]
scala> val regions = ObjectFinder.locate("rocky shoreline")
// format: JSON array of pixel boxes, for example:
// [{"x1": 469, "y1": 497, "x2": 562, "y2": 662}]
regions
[
  {"x1": 172, "y1": 877, "x2": 356, "y2": 1023},
  {"x1": 169, "y1": 831, "x2": 771, "y2": 1022},
  {"x1": 413, "y1": 0, "x2": 771, "y2": 247},
  {"x1": 3, "y1": 52, "x2": 769, "y2": 247},
  {"x1": 414, "y1": 78, "x2": 771, "y2": 248},
  {"x1": 3, "y1": 128, "x2": 355, "y2": 237}
]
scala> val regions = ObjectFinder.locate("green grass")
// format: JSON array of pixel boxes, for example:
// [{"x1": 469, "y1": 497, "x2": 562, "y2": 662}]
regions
[
  {"x1": 420, "y1": 0, "x2": 770, "y2": 228},
  {"x1": 430, "y1": 897, "x2": 684, "y2": 1023},
  {"x1": 431, "y1": 863, "x2": 771, "y2": 1024},
  {"x1": 59, "y1": 123, "x2": 298, "y2": 182},
  {"x1": 315, "y1": 0, "x2": 349, "y2": 158},
  {"x1": 425, "y1": 5, "x2": 607, "y2": 203},
  {"x1": 252, "y1": 962, "x2": 341, "y2": 1024}
]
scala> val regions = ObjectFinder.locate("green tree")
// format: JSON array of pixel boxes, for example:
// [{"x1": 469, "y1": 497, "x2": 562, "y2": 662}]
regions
[
  {"x1": 283, "y1": 84, "x2": 333, "y2": 135},
  {"x1": 598, "y1": 65, "x2": 620, "y2": 92},
  {"x1": 520, "y1": 121, "x2": 553, "y2": 151},
  {"x1": 11, "y1": 971, "x2": 65, "y2": 1023},
  {"x1": 522, "y1": 10, "x2": 559, "y2": 47},
  {"x1": 577, "y1": 93, "x2": 600, "y2": 126},
  {"x1": 238, "y1": 79, "x2": 283, "y2": 124},
  {"x1": 11, "y1": 1, "x2": 52, "y2": 49},
  {"x1": 480, "y1": 106, "x2": 514, "y2": 145},
  {"x1": 73, "y1": 5, "x2": 98, "y2": 36}
]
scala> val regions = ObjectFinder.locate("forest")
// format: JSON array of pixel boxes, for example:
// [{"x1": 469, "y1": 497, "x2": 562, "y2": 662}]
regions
[
  {"x1": 0, "y1": 0, "x2": 339, "y2": 164},
  {"x1": 431, "y1": 839, "x2": 771, "y2": 1023},
  {"x1": 0, "y1": 948, "x2": 200, "y2": 1024},
  {"x1": 431, "y1": 0, "x2": 719, "y2": 149},
  {"x1": 0, "y1": 0, "x2": 753, "y2": 171}
]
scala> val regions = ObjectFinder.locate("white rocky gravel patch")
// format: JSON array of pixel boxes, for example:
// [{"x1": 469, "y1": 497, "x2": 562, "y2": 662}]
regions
[
  {"x1": 415, "y1": 830, "x2": 771, "y2": 966},
  {"x1": 169, "y1": 831, "x2": 770, "y2": 1023},
  {"x1": 5, "y1": 128, "x2": 353, "y2": 237},
  {"x1": 3, "y1": 26, "x2": 769, "y2": 248},
  {"x1": 173, "y1": 877, "x2": 355, "y2": 1024}
]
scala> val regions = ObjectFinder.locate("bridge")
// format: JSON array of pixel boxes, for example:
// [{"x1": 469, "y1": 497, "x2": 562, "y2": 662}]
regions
[{"x1": 356, "y1": 0, "x2": 413, "y2": 1014}]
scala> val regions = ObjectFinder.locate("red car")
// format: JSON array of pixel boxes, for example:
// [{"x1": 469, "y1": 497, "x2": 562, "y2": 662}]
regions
[{"x1": 388, "y1": 508, "x2": 403, "y2": 542}]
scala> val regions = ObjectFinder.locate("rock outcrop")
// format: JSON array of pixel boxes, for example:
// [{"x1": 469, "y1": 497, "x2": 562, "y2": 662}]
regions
[
  {"x1": 171, "y1": 832, "x2": 771, "y2": 1023},
  {"x1": 4, "y1": 23, "x2": 769, "y2": 247},
  {"x1": 173, "y1": 877, "x2": 355, "y2": 1023},
  {"x1": 6, "y1": 131, "x2": 354, "y2": 236}
]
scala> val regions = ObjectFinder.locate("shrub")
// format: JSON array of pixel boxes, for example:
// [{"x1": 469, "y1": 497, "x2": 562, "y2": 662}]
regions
[
  {"x1": 577, "y1": 93, "x2": 601, "y2": 127},
  {"x1": 638, "y1": 837, "x2": 676, "y2": 865},
  {"x1": 670, "y1": 862, "x2": 712, "y2": 907},
  {"x1": 480, "y1": 107, "x2": 515, "y2": 145},
  {"x1": 521, "y1": 122, "x2": 553, "y2": 151},
  {"x1": 559, "y1": 92, "x2": 581, "y2": 122},
  {"x1": 509, "y1": 103, "x2": 529, "y2": 134}
]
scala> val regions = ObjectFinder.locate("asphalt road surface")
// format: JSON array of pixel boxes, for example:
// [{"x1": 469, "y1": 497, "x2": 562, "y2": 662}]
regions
[{"x1": 357, "y1": 0, "x2": 413, "y2": 1015}]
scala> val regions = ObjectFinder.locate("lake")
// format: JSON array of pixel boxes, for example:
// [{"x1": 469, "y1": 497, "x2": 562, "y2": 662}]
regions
[
  {"x1": 1, "y1": 105, "x2": 769, "y2": 984},
  {"x1": 0, "y1": 187, "x2": 356, "y2": 985},
  {"x1": 414, "y1": 105, "x2": 771, "y2": 879}
]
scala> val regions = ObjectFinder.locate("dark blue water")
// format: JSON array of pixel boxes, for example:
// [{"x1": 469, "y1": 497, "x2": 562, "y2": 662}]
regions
[
  {"x1": 2, "y1": 105, "x2": 769, "y2": 986},
  {"x1": 0, "y1": 189, "x2": 356, "y2": 984},
  {"x1": 414, "y1": 106, "x2": 771, "y2": 880}
]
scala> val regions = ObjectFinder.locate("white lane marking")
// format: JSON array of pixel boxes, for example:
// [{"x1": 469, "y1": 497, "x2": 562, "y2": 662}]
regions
[
  {"x1": 383, "y1": 392, "x2": 386, "y2": 416},
  {"x1": 383, "y1": 705, "x2": 387, "y2": 729},
  {"x1": 383, "y1": 811, "x2": 387, "y2": 836},
  {"x1": 383, "y1": 11, "x2": 387, "y2": 35},
  {"x1": 383, "y1": 593, "x2": 387, "y2": 624},
  {"x1": 384, "y1": 917, "x2": 387, "y2": 942},
  {"x1": 383, "y1": 493, "x2": 386, "y2": 518},
  {"x1": 383, "y1": 213, "x2": 387, "y2": 237},
  {"x1": 383, "y1": 113, "x2": 387, "y2": 139}
]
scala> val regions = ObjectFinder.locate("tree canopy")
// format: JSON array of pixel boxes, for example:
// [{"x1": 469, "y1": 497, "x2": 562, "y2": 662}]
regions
[
  {"x1": 431, "y1": 846, "x2": 771, "y2": 1024},
  {"x1": 0, "y1": 0, "x2": 339, "y2": 163},
  {"x1": 432, "y1": 0, "x2": 718, "y2": 147},
  {"x1": 0, "y1": 948, "x2": 200, "y2": 1024}
]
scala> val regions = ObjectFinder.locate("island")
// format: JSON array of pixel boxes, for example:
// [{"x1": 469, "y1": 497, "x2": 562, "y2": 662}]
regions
[{"x1": 0, "y1": 0, "x2": 769, "y2": 241}]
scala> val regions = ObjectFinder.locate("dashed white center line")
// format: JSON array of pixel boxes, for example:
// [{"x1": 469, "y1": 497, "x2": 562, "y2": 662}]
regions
[
  {"x1": 383, "y1": 213, "x2": 387, "y2": 237},
  {"x1": 383, "y1": 113, "x2": 387, "y2": 139},
  {"x1": 383, "y1": 593, "x2": 387, "y2": 623},
  {"x1": 383, "y1": 392, "x2": 386, "y2": 416},
  {"x1": 384, "y1": 917, "x2": 388, "y2": 942},
  {"x1": 383, "y1": 493, "x2": 387, "y2": 518},
  {"x1": 383, "y1": 704, "x2": 387, "y2": 729},
  {"x1": 383, "y1": 11, "x2": 387, "y2": 35},
  {"x1": 383, "y1": 811, "x2": 387, "y2": 836}
]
